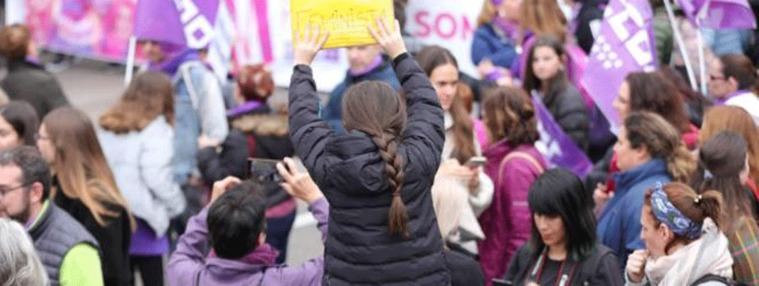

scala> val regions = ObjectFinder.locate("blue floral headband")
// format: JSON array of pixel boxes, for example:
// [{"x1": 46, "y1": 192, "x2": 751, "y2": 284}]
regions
[{"x1": 650, "y1": 182, "x2": 702, "y2": 239}]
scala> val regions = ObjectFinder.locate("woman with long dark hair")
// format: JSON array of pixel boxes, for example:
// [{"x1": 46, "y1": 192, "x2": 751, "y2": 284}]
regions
[
  {"x1": 416, "y1": 45, "x2": 493, "y2": 255},
  {"x1": 504, "y1": 168, "x2": 623, "y2": 285},
  {"x1": 523, "y1": 36, "x2": 590, "y2": 152},
  {"x1": 691, "y1": 132, "x2": 759, "y2": 284},
  {"x1": 0, "y1": 101, "x2": 39, "y2": 151}
]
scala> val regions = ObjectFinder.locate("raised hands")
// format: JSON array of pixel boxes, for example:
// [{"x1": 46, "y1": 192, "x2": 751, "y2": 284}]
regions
[
  {"x1": 293, "y1": 24, "x2": 329, "y2": 66},
  {"x1": 367, "y1": 18, "x2": 407, "y2": 59}
]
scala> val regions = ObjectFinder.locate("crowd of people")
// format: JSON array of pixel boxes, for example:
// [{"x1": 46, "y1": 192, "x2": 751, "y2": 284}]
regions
[{"x1": 0, "y1": 0, "x2": 758, "y2": 285}]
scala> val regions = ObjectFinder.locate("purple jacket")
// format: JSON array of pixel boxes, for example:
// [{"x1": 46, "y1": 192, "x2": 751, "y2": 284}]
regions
[
  {"x1": 167, "y1": 198, "x2": 329, "y2": 286},
  {"x1": 478, "y1": 140, "x2": 546, "y2": 285}
]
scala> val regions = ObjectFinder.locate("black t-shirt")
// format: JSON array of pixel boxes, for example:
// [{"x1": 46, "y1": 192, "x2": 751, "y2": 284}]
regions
[{"x1": 534, "y1": 258, "x2": 568, "y2": 286}]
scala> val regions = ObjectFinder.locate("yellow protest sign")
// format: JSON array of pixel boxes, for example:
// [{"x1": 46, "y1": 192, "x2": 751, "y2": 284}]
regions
[{"x1": 290, "y1": 0, "x2": 394, "y2": 49}]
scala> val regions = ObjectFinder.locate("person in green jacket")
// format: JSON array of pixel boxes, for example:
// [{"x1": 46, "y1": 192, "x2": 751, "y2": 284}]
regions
[{"x1": 0, "y1": 146, "x2": 103, "y2": 286}]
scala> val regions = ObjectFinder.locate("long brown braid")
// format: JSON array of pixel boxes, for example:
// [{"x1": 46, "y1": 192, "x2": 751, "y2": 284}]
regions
[{"x1": 343, "y1": 81, "x2": 410, "y2": 238}]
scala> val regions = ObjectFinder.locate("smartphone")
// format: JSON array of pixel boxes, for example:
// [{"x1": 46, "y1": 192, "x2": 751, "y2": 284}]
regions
[
  {"x1": 248, "y1": 158, "x2": 285, "y2": 183},
  {"x1": 466, "y1": 156, "x2": 487, "y2": 167}
]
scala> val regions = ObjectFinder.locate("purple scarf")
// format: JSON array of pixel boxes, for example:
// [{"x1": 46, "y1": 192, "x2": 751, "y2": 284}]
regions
[
  {"x1": 714, "y1": 89, "x2": 748, "y2": 105},
  {"x1": 226, "y1": 100, "x2": 265, "y2": 118},
  {"x1": 209, "y1": 243, "x2": 279, "y2": 266},
  {"x1": 492, "y1": 17, "x2": 520, "y2": 41},
  {"x1": 148, "y1": 42, "x2": 201, "y2": 76},
  {"x1": 349, "y1": 55, "x2": 383, "y2": 77}
]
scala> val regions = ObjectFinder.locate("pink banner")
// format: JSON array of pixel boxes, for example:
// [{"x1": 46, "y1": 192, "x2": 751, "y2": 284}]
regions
[{"x1": 25, "y1": 0, "x2": 138, "y2": 62}]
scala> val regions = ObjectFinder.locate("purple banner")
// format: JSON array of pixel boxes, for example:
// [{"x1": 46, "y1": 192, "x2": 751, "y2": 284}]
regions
[
  {"x1": 582, "y1": 0, "x2": 657, "y2": 128},
  {"x1": 532, "y1": 93, "x2": 593, "y2": 178},
  {"x1": 134, "y1": 0, "x2": 220, "y2": 48},
  {"x1": 677, "y1": 0, "x2": 756, "y2": 29}
]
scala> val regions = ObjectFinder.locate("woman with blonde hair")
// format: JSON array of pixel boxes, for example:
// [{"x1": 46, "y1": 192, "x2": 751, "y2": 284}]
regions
[
  {"x1": 471, "y1": 0, "x2": 521, "y2": 82},
  {"x1": 97, "y1": 71, "x2": 186, "y2": 286},
  {"x1": 36, "y1": 106, "x2": 135, "y2": 286}
]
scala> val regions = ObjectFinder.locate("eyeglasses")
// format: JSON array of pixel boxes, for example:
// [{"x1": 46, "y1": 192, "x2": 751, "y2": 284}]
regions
[{"x1": 0, "y1": 183, "x2": 30, "y2": 198}]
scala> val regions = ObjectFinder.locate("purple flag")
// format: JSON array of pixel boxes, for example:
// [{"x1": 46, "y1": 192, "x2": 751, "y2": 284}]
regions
[
  {"x1": 134, "y1": 0, "x2": 221, "y2": 49},
  {"x1": 582, "y1": 0, "x2": 657, "y2": 129},
  {"x1": 532, "y1": 94, "x2": 593, "y2": 178},
  {"x1": 677, "y1": 0, "x2": 756, "y2": 29}
]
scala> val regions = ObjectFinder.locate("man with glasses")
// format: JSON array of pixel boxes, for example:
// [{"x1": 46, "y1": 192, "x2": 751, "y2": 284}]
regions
[
  {"x1": 0, "y1": 146, "x2": 103, "y2": 285},
  {"x1": 708, "y1": 54, "x2": 759, "y2": 124}
]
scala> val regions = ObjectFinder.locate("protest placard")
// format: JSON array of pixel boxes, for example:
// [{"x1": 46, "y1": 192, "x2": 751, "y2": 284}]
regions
[{"x1": 290, "y1": 0, "x2": 394, "y2": 49}]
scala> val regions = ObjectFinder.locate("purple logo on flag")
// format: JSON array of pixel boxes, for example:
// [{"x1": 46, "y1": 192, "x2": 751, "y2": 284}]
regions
[
  {"x1": 134, "y1": 0, "x2": 220, "y2": 48},
  {"x1": 582, "y1": 0, "x2": 657, "y2": 129},
  {"x1": 532, "y1": 93, "x2": 593, "y2": 178}
]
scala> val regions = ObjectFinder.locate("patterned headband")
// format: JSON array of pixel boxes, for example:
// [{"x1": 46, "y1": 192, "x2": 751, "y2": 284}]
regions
[{"x1": 650, "y1": 183, "x2": 702, "y2": 239}]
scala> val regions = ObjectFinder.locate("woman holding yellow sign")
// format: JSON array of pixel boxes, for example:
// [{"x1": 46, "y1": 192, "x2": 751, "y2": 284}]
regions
[{"x1": 289, "y1": 18, "x2": 451, "y2": 285}]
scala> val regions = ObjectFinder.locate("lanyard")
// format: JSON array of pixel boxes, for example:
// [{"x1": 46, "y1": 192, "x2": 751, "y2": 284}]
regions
[{"x1": 528, "y1": 248, "x2": 579, "y2": 286}]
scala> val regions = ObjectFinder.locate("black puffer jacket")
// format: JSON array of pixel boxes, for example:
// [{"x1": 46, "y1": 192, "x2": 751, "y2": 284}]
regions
[
  {"x1": 289, "y1": 53, "x2": 450, "y2": 285},
  {"x1": 543, "y1": 84, "x2": 591, "y2": 153},
  {"x1": 504, "y1": 243, "x2": 624, "y2": 285}
]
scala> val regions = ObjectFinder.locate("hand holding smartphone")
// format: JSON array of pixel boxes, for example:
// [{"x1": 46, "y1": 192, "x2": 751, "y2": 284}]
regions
[{"x1": 466, "y1": 156, "x2": 487, "y2": 168}]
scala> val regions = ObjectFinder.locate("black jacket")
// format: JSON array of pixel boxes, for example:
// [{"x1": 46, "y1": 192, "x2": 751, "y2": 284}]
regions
[
  {"x1": 53, "y1": 180, "x2": 132, "y2": 286},
  {"x1": 543, "y1": 84, "x2": 591, "y2": 153},
  {"x1": 574, "y1": 0, "x2": 606, "y2": 54},
  {"x1": 289, "y1": 53, "x2": 450, "y2": 285},
  {"x1": 504, "y1": 243, "x2": 624, "y2": 286},
  {"x1": 445, "y1": 247, "x2": 485, "y2": 286},
  {"x1": 1, "y1": 60, "x2": 69, "y2": 117}
]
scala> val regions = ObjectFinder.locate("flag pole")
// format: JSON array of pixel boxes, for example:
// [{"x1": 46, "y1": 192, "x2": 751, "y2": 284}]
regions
[
  {"x1": 696, "y1": 25, "x2": 707, "y2": 95},
  {"x1": 663, "y1": 0, "x2": 699, "y2": 90},
  {"x1": 124, "y1": 36, "x2": 137, "y2": 86},
  {"x1": 696, "y1": 0, "x2": 711, "y2": 95}
]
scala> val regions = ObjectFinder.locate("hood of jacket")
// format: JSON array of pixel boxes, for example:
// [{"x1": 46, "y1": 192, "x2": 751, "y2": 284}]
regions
[{"x1": 323, "y1": 131, "x2": 392, "y2": 195}]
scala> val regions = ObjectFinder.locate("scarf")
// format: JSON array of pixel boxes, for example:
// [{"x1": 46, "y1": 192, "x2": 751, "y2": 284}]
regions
[
  {"x1": 644, "y1": 218, "x2": 733, "y2": 286},
  {"x1": 209, "y1": 243, "x2": 279, "y2": 266},
  {"x1": 148, "y1": 42, "x2": 201, "y2": 76}
]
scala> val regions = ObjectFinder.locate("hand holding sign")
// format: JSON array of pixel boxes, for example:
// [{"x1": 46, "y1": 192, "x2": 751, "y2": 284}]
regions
[
  {"x1": 293, "y1": 24, "x2": 330, "y2": 66},
  {"x1": 367, "y1": 18, "x2": 407, "y2": 59}
]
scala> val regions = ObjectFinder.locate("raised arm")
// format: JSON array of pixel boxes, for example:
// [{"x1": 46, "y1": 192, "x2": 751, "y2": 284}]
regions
[
  {"x1": 288, "y1": 25, "x2": 333, "y2": 178},
  {"x1": 369, "y1": 19, "x2": 445, "y2": 174}
]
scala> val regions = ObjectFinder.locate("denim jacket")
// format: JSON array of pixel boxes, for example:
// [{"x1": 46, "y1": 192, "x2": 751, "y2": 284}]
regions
[{"x1": 172, "y1": 61, "x2": 229, "y2": 184}]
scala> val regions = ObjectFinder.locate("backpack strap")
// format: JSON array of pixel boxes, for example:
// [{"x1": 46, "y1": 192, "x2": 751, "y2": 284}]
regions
[
  {"x1": 497, "y1": 151, "x2": 544, "y2": 187},
  {"x1": 690, "y1": 274, "x2": 736, "y2": 286},
  {"x1": 178, "y1": 62, "x2": 202, "y2": 110}
]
